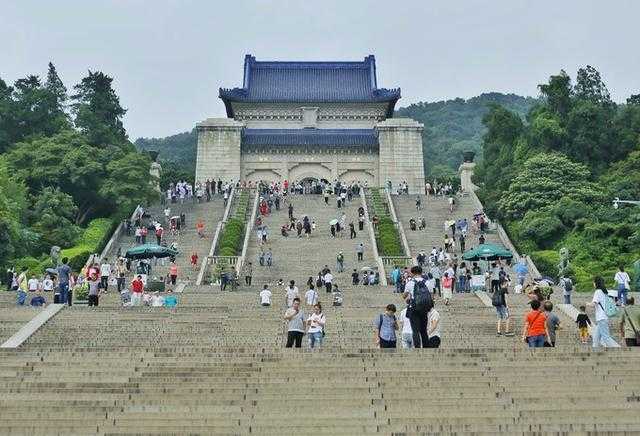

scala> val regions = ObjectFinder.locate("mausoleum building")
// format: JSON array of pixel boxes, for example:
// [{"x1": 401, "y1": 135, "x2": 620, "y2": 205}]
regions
[{"x1": 195, "y1": 54, "x2": 425, "y2": 192}]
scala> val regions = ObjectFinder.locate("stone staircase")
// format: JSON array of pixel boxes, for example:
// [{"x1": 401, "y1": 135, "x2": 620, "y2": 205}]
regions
[
  {"x1": 1, "y1": 286, "x2": 639, "y2": 434},
  {"x1": 243, "y1": 194, "x2": 377, "y2": 291},
  {"x1": 105, "y1": 198, "x2": 226, "y2": 286}
]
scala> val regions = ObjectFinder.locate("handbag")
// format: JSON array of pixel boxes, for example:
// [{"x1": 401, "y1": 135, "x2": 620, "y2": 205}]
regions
[{"x1": 623, "y1": 309, "x2": 640, "y2": 346}]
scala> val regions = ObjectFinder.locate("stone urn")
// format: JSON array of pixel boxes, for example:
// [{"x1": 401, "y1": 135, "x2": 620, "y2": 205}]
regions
[{"x1": 463, "y1": 151, "x2": 475, "y2": 163}]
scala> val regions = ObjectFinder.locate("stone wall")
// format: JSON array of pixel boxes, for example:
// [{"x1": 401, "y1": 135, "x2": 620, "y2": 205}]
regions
[
  {"x1": 195, "y1": 118, "x2": 244, "y2": 182},
  {"x1": 376, "y1": 118, "x2": 425, "y2": 194}
]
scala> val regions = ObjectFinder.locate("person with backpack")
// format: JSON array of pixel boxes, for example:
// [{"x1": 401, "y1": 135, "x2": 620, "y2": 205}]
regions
[
  {"x1": 614, "y1": 266, "x2": 631, "y2": 306},
  {"x1": 374, "y1": 304, "x2": 398, "y2": 349},
  {"x1": 587, "y1": 276, "x2": 620, "y2": 349},
  {"x1": 492, "y1": 279, "x2": 514, "y2": 336},
  {"x1": 403, "y1": 266, "x2": 434, "y2": 348},
  {"x1": 559, "y1": 275, "x2": 573, "y2": 304}
]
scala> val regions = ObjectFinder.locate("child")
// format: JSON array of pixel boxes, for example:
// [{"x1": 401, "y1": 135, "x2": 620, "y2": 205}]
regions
[{"x1": 576, "y1": 305, "x2": 592, "y2": 344}]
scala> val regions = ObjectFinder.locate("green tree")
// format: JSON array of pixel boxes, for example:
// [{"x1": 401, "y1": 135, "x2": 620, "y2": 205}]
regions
[
  {"x1": 43, "y1": 62, "x2": 70, "y2": 130},
  {"x1": 29, "y1": 187, "x2": 80, "y2": 250},
  {"x1": 574, "y1": 65, "x2": 611, "y2": 105},
  {"x1": 498, "y1": 153, "x2": 602, "y2": 218},
  {"x1": 538, "y1": 70, "x2": 572, "y2": 118},
  {"x1": 71, "y1": 71, "x2": 128, "y2": 147},
  {"x1": 0, "y1": 161, "x2": 28, "y2": 268}
]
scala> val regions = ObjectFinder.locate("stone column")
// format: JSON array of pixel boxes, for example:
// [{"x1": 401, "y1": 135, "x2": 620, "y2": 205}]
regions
[
  {"x1": 376, "y1": 118, "x2": 425, "y2": 194},
  {"x1": 195, "y1": 118, "x2": 244, "y2": 183}
]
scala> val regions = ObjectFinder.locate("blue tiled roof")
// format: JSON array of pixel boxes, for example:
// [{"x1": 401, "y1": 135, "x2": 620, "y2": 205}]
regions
[
  {"x1": 220, "y1": 55, "x2": 400, "y2": 117},
  {"x1": 241, "y1": 128, "x2": 378, "y2": 152}
]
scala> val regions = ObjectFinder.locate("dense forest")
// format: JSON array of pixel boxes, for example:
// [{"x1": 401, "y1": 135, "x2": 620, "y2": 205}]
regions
[
  {"x1": 0, "y1": 63, "x2": 157, "y2": 273},
  {"x1": 474, "y1": 66, "x2": 640, "y2": 291},
  {"x1": 135, "y1": 93, "x2": 537, "y2": 181}
]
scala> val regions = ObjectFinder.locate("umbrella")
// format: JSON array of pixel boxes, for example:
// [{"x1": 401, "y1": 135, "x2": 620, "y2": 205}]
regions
[
  {"x1": 361, "y1": 266, "x2": 374, "y2": 272},
  {"x1": 462, "y1": 243, "x2": 513, "y2": 261},
  {"x1": 45, "y1": 268, "x2": 58, "y2": 276},
  {"x1": 444, "y1": 220, "x2": 455, "y2": 227},
  {"x1": 513, "y1": 262, "x2": 528, "y2": 275},
  {"x1": 125, "y1": 244, "x2": 179, "y2": 260},
  {"x1": 329, "y1": 219, "x2": 339, "y2": 226}
]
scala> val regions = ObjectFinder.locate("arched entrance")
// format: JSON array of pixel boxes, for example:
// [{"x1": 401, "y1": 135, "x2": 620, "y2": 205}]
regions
[{"x1": 298, "y1": 176, "x2": 328, "y2": 194}]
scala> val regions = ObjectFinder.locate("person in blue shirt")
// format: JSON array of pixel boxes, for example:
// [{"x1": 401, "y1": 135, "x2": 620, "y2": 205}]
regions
[
  {"x1": 30, "y1": 292, "x2": 46, "y2": 307},
  {"x1": 374, "y1": 304, "x2": 398, "y2": 348},
  {"x1": 163, "y1": 289, "x2": 178, "y2": 308}
]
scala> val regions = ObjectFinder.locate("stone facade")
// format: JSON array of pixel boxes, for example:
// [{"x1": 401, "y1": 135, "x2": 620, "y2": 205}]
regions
[{"x1": 195, "y1": 55, "x2": 426, "y2": 193}]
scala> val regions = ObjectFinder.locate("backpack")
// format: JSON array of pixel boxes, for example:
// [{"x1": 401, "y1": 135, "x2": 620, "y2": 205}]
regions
[
  {"x1": 491, "y1": 290, "x2": 503, "y2": 307},
  {"x1": 598, "y1": 294, "x2": 619, "y2": 318},
  {"x1": 412, "y1": 279, "x2": 433, "y2": 312}
]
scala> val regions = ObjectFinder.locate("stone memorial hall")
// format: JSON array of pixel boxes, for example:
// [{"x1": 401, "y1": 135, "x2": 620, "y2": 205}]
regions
[{"x1": 195, "y1": 54, "x2": 425, "y2": 193}]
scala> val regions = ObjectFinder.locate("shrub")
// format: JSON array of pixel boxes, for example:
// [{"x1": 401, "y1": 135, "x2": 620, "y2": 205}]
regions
[
  {"x1": 519, "y1": 211, "x2": 565, "y2": 249},
  {"x1": 530, "y1": 250, "x2": 559, "y2": 278},
  {"x1": 216, "y1": 217, "x2": 245, "y2": 256},
  {"x1": 60, "y1": 218, "x2": 114, "y2": 272}
]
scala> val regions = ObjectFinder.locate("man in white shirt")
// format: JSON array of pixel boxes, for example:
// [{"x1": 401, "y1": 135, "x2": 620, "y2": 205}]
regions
[
  {"x1": 427, "y1": 307, "x2": 441, "y2": 348},
  {"x1": 614, "y1": 266, "x2": 631, "y2": 306},
  {"x1": 260, "y1": 285, "x2": 272, "y2": 307},
  {"x1": 100, "y1": 259, "x2": 112, "y2": 292},
  {"x1": 42, "y1": 275, "x2": 54, "y2": 292},
  {"x1": 399, "y1": 306, "x2": 413, "y2": 349},
  {"x1": 304, "y1": 286, "x2": 319, "y2": 307},
  {"x1": 285, "y1": 280, "x2": 299, "y2": 307},
  {"x1": 27, "y1": 276, "x2": 40, "y2": 292},
  {"x1": 323, "y1": 271, "x2": 333, "y2": 293}
]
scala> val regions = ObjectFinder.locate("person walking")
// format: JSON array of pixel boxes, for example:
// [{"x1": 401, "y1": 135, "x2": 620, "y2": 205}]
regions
[
  {"x1": 441, "y1": 273, "x2": 453, "y2": 305},
  {"x1": 399, "y1": 305, "x2": 413, "y2": 349},
  {"x1": 304, "y1": 285, "x2": 319, "y2": 308},
  {"x1": 87, "y1": 274, "x2": 101, "y2": 307},
  {"x1": 284, "y1": 298, "x2": 306, "y2": 348},
  {"x1": 576, "y1": 305, "x2": 592, "y2": 344},
  {"x1": 403, "y1": 266, "x2": 434, "y2": 348},
  {"x1": 336, "y1": 252, "x2": 345, "y2": 273},
  {"x1": 356, "y1": 243, "x2": 364, "y2": 262},
  {"x1": 374, "y1": 304, "x2": 398, "y2": 349},
  {"x1": 285, "y1": 280, "x2": 299, "y2": 308},
  {"x1": 614, "y1": 266, "x2": 631, "y2": 306},
  {"x1": 522, "y1": 299, "x2": 550, "y2": 348},
  {"x1": 587, "y1": 276, "x2": 621, "y2": 348},
  {"x1": 307, "y1": 303, "x2": 326, "y2": 349},
  {"x1": 259, "y1": 285, "x2": 272, "y2": 307},
  {"x1": 323, "y1": 270, "x2": 334, "y2": 293},
  {"x1": 619, "y1": 296, "x2": 640, "y2": 347},
  {"x1": 56, "y1": 257, "x2": 72, "y2": 306},
  {"x1": 543, "y1": 301, "x2": 561, "y2": 347},
  {"x1": 169, "y1": 262, "x2": 178, "y2": 285},
  {"x1": 426, "y1": 305, "x2": 441, "y2": 348},
  {"x1": 349, "y1": 222, "x2": 356, "y2": 239},
  {"x1": 243, "y1": 262, "x2": 253, "y2": 286},
  {"x1": 559, "y1": 275, "x2": 573, "y2": 304},
  {"x1": 492, "y1": 278, "x2": 514, "y2": 336}
]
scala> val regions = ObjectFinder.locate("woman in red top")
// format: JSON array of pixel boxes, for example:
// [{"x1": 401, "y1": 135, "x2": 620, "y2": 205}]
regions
[
  {"x1": 522, "y1": 299, "x2": 550, "y2": 347},
  {"x1": 169, "y1": 263, "x2": 178, "y2": 285},
  {"x1": 190, "y1": 252, "x2": 199, "y2": 270}
]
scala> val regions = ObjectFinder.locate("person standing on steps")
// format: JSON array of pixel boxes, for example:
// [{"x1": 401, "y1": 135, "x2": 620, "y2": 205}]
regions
[
  {"x1": 614, "y1": 266, "x2": 631, "y2": 306},
  {"x1": 403, "y1": 266, "x2": 434, "y2": 348},
  {"x1": 459, "y1": 234, "x2": 465, "y2": 254},
  {"x1": 323, "y1": 190, "x2": 330, "y2": 205},
  {"x1": 415, "y1": 196, "x2": 422, "y2": 211},
  {"x1": 619, "y1": 297, "x2": 640, "y2": 347},
  {"x1": 259, "y1": 285, "x2": 272, "y2": 307},
  {"x1": 351, "y1": 269, "x2": 360, "y2": 285},
  {"x1": 349, "y1": 222, "x2": 356, "y2": 239},
  {"x1": 399, "y1": 304, "x2": 413, "y2": 349},
  {"x1": 587, "y1": 276, "x2": 620, "y2": 349},
  {"x1": 559, "y1": 274, "x2": 573, "y2": 304},
  {"x1": 284, "y1": 298, "x2": 306, "y2": 348},
  {"x1": 543, "y1": 301, "x2": 561, "y2": 347},
  {"x1": 522, "y1": 299, "x2": 550, "y2": 348},
  {"x1": 285, "y1": 280, "x2": 299, "y2": 308},
  {"x1": 169, "y1": 262, "x2": 178, "y2": 285},
  {"x1": 493, "y1": 278, "x2": 514, "y2": 336},
  {"x1": 265, "y1": 248, "x2": 273, "y2": 267},
  {"x1": 426, "y1": 304, "x2": 441, "y2": 348},
  {"x1": 243, "y1": 262, "x2": 253, "y2": 286},
  {"x1": 356, "y1": 243, "x2": 365, "y2": 262},
  {"x1": 305, "y1": 285, "x2": 319, "y2": 308},
  {"x1": 307, "y1": 303, "x2": 326, "y2": 349},
  {"x1": 358, "y1": 214, "x2": 365, "y2": 232},
  {"x1": 336, "y1": 252, "x2": 345, "y2": 273},
  {"x1": 288, "y1": 203, "x2": 294, "y2": 221},
  {"x1": 374, "y1": 304, "x2": 398, "y2": 349},
  {"x1": 323, "y1": 270, "x2": 334, "y2": 293}
]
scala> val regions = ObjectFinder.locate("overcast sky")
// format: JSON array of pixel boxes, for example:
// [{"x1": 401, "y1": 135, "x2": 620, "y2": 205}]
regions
[{"x1": 2, "y1": 0, "x2": 639, "y2": 139}]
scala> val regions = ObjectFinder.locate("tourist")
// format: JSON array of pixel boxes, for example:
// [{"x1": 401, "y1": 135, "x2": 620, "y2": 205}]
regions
[
  {"x1": 27, "y1": 275, "x2": 40, "y2": 292},
  {"x1": 42, "y1": 275, "x2": 53, "y2": 293},
  {"x1": 284, "y1": 298, "x2": 306, "y2": 348},
  {"x1": 493, "y1": 279, "x2": 514, "y2": 336},
  {"x1": 559, "y1": 274, "x2": 573, "y2": 304},
  {"x1": 100, "y1": 258, "x2": 111, "y2": 292},
  {"x1": 285, "y1": 280, "x2": 299, "y2": 307},
  {"x1": 116, "y1": 258, "x2": 127, "y2": 293},
  {"x1": 426, "y1": 304, "x2": 441, "y2": 348},
  {"x1": 323, "y1": 270, "x2": 333, "y2": 293},
  {"x1": 164, "y1": 289, "x2": 178, "y2": 308},
  {"x1": 189, "y1": 252, "x2": 198, "y2": 271},
  {"x1": 30, "y1": 291, "x2": 46, "y2": 307},
  {"x1": 307, "y1": 303, "x2": 326, "y2": 349},
  {"x1": 479, "y1": 234, "x2": 485, "y2": 244},
  {"x1": 391, "y1": 265, "x2": 402, "y2": 293},
  {"x1": 415, "y1": 196, "x2": 422, "y2": 211},
  {"x1": 430, "y1": 264, "x2": 442, "y2": 297},
  {"x1": 265, "y1": 248, "x2": 273, "y2": 267},
  {"x1": 349, "y1": 222, "x2": 356, "y2": 239},
  {"x1": 131, "y1": 275, "x2": 144, "y2": 306},
  {"x1": 151, "y1": 291, "x2": 164, "y2": 307},
  {"x1": 87, "y1": 273, "x2": 100, "y2": 307},
  {"x1": 403, "y1": 266, "x2": 434, "y2": 348},
  {"x1": 358, "y1": 214, "x2": 365, "y2": 231},
  {"x1": 522, "y1": 299, "x2": 550, "y2": 348},
  {"x1": 169, "y1": 262, "x2": 178, "y2": 285},
  {"x1": 399, "y1": 304, "x2": 413, "y2": 349},
  {"x1": 441, "y1": 272, "x2": 453, "y2": 305},
  {"x1": 576, "y1": 305, "x2": 592, "y2": 344},
  {"x1": 356, "y1": 242, "x2": 365, "y2": 261},
  {"x1": 619, "y1": 296, "x2": 640, "y2": 347},
  {"x1": 489, "y1": 262, "x2": 500, "y2": 293},
  {"x1": 304, "y1": 285, "x2": 319, "y2": 307},
  {"x1": 587, "y1": 276, "x2": 620, "y2": 348},
  {"x1": 351, "y1": 269, "x2": 360, "y2": 285},
  {"x1": 336, "y1": 252, "x2": 345, "y2": 273},
  {"x1": 614, "y1": 266, "x2": 631, "y2": 306},
  {"x1": 259, "y1": 285, "x2": 272, "y2": 307},
  {"x1": 243, "y1": 262, "x2": 253, "y2": 286},
  {"x1": 155, "y1": 226, "x2": 163, "y2": 245},
  {"x1": 543, "y1": 301, "x2": 561, "y2": 347},
  {"x1": 374, "y1": 304, "x2": 398, "y2": 349}
]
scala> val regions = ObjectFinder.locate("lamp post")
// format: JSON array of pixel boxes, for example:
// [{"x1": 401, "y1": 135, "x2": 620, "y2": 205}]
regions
[{"x1": 613, "y1": 197, "x2": 640, "y2": 209}]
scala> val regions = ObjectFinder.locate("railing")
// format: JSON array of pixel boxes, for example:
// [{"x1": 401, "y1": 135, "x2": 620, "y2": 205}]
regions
[
  {"x1": 360, "y1": 189, "x2": 388, "y2": 286},
  {"x1": 235, "y1": 189, "x2": 260, "y2": 275},
  {"x1": 380, "y1": 256, "x2": 413, "y2": 267},
  {"x1": 196, "y1": 186, "x2": 236, "y2": 285}
]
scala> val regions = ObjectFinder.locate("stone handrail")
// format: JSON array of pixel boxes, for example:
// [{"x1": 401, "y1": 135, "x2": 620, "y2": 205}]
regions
[
  {"x1": 385, "y1": 190, "x2": 412, "y2": 260},
  {"x1": 495, "y1": 223, "x2": 542, "y2": 279},
  {"x1": 235, "y1": 188, "x2": 260, "y2": 275},
  {"x1": 196, "y1": 186, "x2": 236, "y2": 285},
  {"x1": 361, "y1": 189, "x2": 388, "y2": 286}
]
